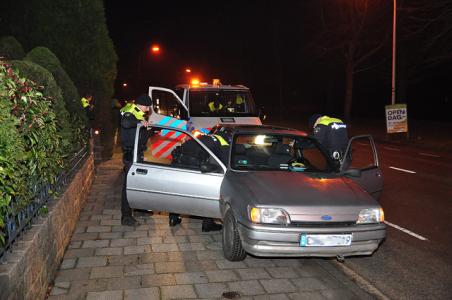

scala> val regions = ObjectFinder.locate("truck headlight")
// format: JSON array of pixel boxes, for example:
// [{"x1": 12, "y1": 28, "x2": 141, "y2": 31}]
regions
[
  {"x1": 249, "y1": 207, "x2": 290, "y2": 225},
  {"x1": 357, "y1": 208, "x2": 384, "y2": 224}
]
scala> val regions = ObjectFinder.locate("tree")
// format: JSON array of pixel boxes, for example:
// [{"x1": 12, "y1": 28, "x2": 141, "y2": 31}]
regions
[
  {"x1": 0, "y1": 0, "x2": 117, "y2": 158},
  {"x1": 313, "y1": 0, "x2": 391, "y2": 122},
  {"x1": 397, "y1": 0, "x2": 452, "y2": 103}
]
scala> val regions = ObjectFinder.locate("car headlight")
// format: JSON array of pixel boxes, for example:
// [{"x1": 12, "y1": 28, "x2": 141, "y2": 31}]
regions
[
  {"x1": 356, "y1": 208, "x2": 384, "y2": 224},
  {"x1": 248, "y1": 207, "x2": 290, "y2": 225}
]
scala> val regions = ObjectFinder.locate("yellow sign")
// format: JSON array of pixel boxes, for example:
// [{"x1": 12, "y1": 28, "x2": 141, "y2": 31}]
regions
[{"x1": 385, "y1": 104, "x2": 408, "y2": 133}]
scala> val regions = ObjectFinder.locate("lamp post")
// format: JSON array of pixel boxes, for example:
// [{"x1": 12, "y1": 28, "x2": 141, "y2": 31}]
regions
[{"x1": 391, "y1": 0, "x2": 397, "y2": 105}]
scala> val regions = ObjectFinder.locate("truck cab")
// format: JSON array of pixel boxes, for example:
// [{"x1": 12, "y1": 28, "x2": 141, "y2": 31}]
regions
[{"x1": 148, "y1": 80, "x2": 262, "y2": 134}]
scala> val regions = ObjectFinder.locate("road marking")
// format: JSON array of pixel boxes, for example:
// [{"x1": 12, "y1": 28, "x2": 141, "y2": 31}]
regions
[
  {"x1": 419, "y1": 152, "x2": 441, "y2": 158},
  {"x1": 384, "y1": 220, "x2": 428, "y2": 241},
  {"x1": 389, "y1": 166, "x2": 416, "y2": 174},
  {"x1": 384, "y1": 146, "x2": 400, "y2": 151}
]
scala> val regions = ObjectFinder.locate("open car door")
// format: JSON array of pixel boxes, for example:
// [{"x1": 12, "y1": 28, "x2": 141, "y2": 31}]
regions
[
  {"x1": 148, "y1": 87, "x2": 189, "y2": 159},
  {"x1": 340, "y1": 135, "x2": 383, "y2": 200},
  {"x1": 126, "y1": 124, "x2": 226, "y2": 218}
]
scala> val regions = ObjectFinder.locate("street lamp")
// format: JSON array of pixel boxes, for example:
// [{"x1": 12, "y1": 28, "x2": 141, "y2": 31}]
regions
[
  {"x1": 122, "y1": 82, "x2": 128, "y2": 88},
  {"x1": 185, "y1": 68, "x2": 192, "y2": 73},
  {"x1": 391, "y1": 0, "x2": 397, "y2": 105},
  {"x1": 151, "y1": 44, "x2": 161, "y2": 54}
]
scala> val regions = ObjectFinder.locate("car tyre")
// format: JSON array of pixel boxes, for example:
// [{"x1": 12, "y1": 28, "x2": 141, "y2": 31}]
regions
[{"x1": 222, "y1": 210, "x2": 246, "y2": 261}]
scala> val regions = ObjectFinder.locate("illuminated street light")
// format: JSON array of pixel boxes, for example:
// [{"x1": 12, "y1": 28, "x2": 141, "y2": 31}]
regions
[
  {"x1": 122, "y1": 82, "x2": 128, "y2": 87},
  {"x1": 151, "y1": 44, "x2": 161, "y2": 54},
  {"x1": 185, "y1": 68, "x2": 192, "y2": 73},
  {"x1": 191, "y1": 78, "x2": 200, "y2": 85}
]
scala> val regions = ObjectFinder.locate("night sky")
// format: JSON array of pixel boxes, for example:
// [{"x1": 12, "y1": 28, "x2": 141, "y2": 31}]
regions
[{"x1": 105, "y1": 1, "x2": 452, "y2": 121}]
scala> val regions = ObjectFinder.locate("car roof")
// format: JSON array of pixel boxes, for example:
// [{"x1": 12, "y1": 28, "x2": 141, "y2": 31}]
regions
[
  {"x1": 175, "y1": 84, "x2": 249, "y2": 91},
  {"x1": 213, "y1": 124, "x2": 308, "y2": 137}
]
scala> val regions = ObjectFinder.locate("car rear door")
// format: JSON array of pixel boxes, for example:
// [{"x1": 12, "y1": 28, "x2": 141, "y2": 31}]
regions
[
  {"x1": 126, "y1": 124, "x2": 226, "y2": 218},
  {"x1": 341, "y1": 135, "x2": 383, "y2": 200}
]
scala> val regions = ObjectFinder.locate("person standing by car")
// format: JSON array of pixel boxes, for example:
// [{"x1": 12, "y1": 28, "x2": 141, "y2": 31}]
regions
[
  {"x1": 308, "y1": 114, "x2": 348, "y2": 164},
  {"x1": 120, "y1": 94, "x2": 152, "y2": 226},
  {"x1": 168, "y1": 131, "x2": 230, "y2": 231},
  {"x1": 81, "y1": 94, "x2": 94, "y2": 130}
]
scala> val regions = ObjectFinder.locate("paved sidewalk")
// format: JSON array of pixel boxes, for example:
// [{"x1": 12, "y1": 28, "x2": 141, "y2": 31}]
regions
[{"x1": 47, "y1": 152, "x2": 377, "y2": 300}]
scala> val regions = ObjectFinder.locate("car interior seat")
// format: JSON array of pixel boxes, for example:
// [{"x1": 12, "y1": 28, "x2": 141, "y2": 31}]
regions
[
  {"x1": 233, "y1": 144, "x2": 248, "y2": 167},
  {"x1": 247, "y1": 145, "x2": 271, "y2": 166},
  {"x1": 268, "y1": 143, "x2": 292, "y2": 168}
]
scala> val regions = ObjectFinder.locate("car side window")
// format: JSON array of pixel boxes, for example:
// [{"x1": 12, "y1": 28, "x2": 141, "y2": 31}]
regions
[
  {"x1": 151, "y1": 90, "x2": 187, "y2": 120},
  {"x1": 141, "y1": 127, "x2": 222, "y2": 173},
  {"x1": 345, "y1": 137, "x2": 377, "y2": 170}
]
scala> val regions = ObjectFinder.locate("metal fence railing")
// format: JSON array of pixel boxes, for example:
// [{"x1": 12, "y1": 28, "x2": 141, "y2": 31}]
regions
[{"x1": 0, "y1": 145, "x2": 89, "y2": 262}]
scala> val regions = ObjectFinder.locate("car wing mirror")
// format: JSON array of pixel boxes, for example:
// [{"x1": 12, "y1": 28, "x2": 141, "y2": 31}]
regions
[
  {"x1": 200, "y1": 163, "x2": 221, "y2": 173},
  {"x1": 342, "y1": 168, "x2": 362, "y2": 177}
]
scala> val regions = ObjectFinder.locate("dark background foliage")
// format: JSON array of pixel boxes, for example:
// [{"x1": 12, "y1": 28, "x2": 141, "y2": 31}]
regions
[{"x1": 0, "y1": 0, "x2": 118, "y2": 158}]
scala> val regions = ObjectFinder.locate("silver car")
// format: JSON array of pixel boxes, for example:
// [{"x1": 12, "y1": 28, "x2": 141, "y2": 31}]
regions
[{"x1": 127, "y1": 124, "x2": 385, "y2": 261}]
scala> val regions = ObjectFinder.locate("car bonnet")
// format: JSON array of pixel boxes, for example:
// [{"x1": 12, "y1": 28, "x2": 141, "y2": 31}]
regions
[{"x1": 227, "y1": 171, "x2": 378, "y2": 222}]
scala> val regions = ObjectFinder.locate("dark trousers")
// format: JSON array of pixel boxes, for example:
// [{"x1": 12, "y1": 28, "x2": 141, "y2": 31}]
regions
[{"x1": 121, "y1": 162, "x2": 133, "y2": 217}]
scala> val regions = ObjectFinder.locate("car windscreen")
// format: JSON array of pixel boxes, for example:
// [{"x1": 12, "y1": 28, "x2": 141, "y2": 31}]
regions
[
  {"x1": 230, "y1": 133, "x2": 333, "y2": 172},
  {"x1": 188, "y1": 90, "x2": 257, "y2": 117}
]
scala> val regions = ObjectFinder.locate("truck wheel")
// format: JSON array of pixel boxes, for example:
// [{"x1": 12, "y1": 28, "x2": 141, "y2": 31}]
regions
[{"x1": 222, "y1": 210, "x2": 246, "y2": 261}]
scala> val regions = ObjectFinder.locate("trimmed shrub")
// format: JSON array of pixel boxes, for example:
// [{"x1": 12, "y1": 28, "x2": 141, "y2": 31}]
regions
[
  {"x1": 25, "y1": 47, "x2": 88, "y2": 149},
  {"x1": 0, "y1": 60, "x2": 62, "y2": 244},
  {"x1": 0, "y1": 36, "x2": 25, "y2": 60},
  {"x1": 11, "y1": 60, "x2": 76, "y2": 155}
]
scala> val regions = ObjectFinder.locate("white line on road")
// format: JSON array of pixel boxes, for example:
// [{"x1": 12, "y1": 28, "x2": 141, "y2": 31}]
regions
[
  {"x1": 384, "y1": 221, "x2": 428, "y2": 241},
  {"x1": 384, "y1": 146, "x2": 400, "y2": 151},
  {"x1": 389, "y1": 166, "x2": 416, "y2": 174},
  {"x1": 419, "y1": 152, "x2": 441, "y2": 158}
]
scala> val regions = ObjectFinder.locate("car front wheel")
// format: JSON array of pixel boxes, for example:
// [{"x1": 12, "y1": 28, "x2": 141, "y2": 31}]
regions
[{"x1": 222, "y1": 210, "x2": 246, "y2": 261}]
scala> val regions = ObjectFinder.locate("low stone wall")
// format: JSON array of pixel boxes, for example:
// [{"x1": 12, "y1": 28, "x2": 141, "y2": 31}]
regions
[{"x1": 0, "y1": 152, "x2": 95, "y2": 300}]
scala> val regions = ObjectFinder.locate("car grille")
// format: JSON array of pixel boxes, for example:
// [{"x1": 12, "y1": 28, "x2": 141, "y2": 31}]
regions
[{"x1": 289, "y1": 221, "x2": 356, "y2": 228}]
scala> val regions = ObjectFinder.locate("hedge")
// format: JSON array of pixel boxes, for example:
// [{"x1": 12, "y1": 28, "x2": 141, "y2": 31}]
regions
[
  {"x1": 0, "y1": 36, "x2": 25, "y2": 60},
  {"x1": 11, "y1": 60, "x2": 76, "y2": 155},
  {"x1": 25, "y1": 46, "x2": 89, "y2": 149},
  {"x1": 0, "y1": 60, "x2": 63, "y2": 245}
]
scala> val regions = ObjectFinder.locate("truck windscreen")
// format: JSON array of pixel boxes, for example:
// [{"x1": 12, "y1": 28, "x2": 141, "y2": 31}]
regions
[{"x1": 188, "y1": 90, "x2": 258, "y2": 117}]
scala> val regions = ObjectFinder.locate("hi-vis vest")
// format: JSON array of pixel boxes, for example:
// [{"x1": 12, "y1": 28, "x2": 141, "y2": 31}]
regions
[
  {"x1": 208, "y1": 101, "x2": 223, "y2": 112},
  {"x1": 212, "y1": 134, "x2": 229, "y2": 146},
  {"x1": 81, "y1": 97, "x2": 90, "y2": 108},
  {"x1": 120, "y1": 103, "x2": 145, "y2": 121},
  {"x1": 317, "y1": 116, "x2": 346, "y2": 129}
]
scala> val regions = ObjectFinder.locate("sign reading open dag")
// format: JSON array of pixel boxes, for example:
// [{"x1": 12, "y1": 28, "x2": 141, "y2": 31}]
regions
[{"x1": 385, "y1": 104, "x2": 408, "y2": 134}]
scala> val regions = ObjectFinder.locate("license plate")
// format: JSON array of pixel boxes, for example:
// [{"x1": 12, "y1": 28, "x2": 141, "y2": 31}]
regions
[{"x1": 300, "y1": 234, "x2": 352, "y2": 247}]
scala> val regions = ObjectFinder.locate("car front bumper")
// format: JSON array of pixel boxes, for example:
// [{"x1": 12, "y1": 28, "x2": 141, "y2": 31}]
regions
[{"x1": 236, "y1": 222, "x2": 386, "y2": 257}]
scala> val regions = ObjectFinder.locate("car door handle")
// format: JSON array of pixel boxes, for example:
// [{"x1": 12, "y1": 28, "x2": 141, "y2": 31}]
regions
[{"x1": 136, "y1": 168, "x2": 148, "y2": 175}]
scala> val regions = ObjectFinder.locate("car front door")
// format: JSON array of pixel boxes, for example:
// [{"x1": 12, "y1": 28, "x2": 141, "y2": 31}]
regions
[
  {"x1": 341, "y1": 135, "x2": 383, "y2": 200},
  {"x1": 126, "y1": 124, "x2": 226, "y2": 218}
]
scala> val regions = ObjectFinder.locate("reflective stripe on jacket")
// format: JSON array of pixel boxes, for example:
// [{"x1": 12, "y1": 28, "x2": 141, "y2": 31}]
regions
[
  {"x1": 317, "y1": 116, "x2": 345, "y2": 128},
  {"x1": 208, "y1": 101, "x2": 223, "y2": 112},
  {"x1": 81, "y1": 97, "x2": 89, "y2": 108},
  {"x1": 213, "y1": 134, "x2": 229, "y2": 146},
  {"x1": 120, "y1": 103, "x2": 145, "y2": 121}
]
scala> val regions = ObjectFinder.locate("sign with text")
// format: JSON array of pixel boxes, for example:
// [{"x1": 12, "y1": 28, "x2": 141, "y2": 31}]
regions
[{"x1": 385, "y1": 104, "x2": 408, "y2": 133}]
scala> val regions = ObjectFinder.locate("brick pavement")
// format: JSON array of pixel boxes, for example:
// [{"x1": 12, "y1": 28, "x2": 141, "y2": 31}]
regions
[{"x1": 47, "y1": 152, "x2": 376, "y2": 300}]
